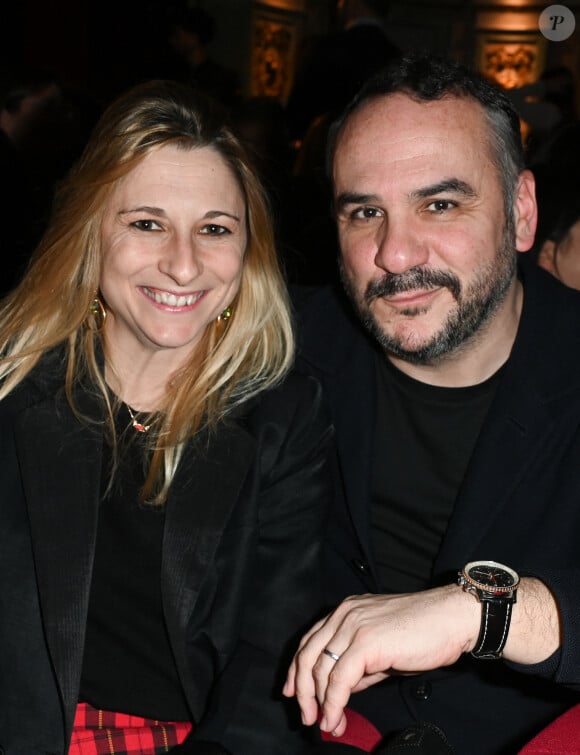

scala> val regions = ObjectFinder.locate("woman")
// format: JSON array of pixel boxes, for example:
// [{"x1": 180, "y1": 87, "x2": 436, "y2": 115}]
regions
[{"x1": 0, "y1": 81, "x2": 331, "y2": 754}]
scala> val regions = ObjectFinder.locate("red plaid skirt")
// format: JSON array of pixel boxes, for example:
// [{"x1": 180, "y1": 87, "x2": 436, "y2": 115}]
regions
[{"x1": 69, "y1": 702, "x2": 193, "y2": 754}]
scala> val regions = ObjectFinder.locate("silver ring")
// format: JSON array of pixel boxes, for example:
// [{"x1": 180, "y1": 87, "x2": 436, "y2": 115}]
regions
[{"x1": 323, "y1": 648, "x2": 340, "y2": 662}]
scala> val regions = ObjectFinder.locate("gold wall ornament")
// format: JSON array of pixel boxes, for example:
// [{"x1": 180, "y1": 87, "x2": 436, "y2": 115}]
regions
[
  {"x1": 478, "y1": 36, "x2": 541, "y2": 89},
  {"x1": 250, "y1": 5, "x2": 300, "y2": 103},
  {"x1": 251, "y1": 20, "x2": 292, "y2": 99},
  {"x1": 474, "y1": 6, "x2": 546, "y2": 90}
]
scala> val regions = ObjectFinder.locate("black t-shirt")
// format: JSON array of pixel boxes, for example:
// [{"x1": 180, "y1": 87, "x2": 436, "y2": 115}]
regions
[
  {"x1": 371, "y1": 353, "x2": 502, "y2": 594},
  {"x1": 79, "y1": 412, "x2": 191, "y2": 721}
]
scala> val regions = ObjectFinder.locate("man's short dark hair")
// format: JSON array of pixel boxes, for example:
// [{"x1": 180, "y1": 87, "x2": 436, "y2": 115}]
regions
[{"x1": 327, "y1": 54, "x2": 525, "y2": 220}]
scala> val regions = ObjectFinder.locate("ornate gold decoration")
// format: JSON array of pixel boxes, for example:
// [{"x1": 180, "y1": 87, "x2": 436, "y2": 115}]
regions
[{"x1": 250, "y1": 18, "x2": 294, "y2": 101}]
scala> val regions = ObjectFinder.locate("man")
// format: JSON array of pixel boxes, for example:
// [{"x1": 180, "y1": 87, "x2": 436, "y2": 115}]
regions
[{"x1": 284, "y1": 55, "x2": 580, "y2": 754}]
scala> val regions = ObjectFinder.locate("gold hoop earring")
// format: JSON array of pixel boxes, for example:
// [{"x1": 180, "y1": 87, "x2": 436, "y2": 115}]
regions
[
  {"x1": 85, "y1": 295, "x2": 107, "y2": 332},
  {"x1": 216, "y1": 306, "x2": 232, "y2": 323}
]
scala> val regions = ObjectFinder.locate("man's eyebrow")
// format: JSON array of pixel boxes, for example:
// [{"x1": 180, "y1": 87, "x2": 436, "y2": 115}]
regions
[
  {"x1": 335, "y1": 192, "x2": 380, "y2": 211},
  {"x1": 411, "y1": 179, "x2": 477, "y2": 200}
]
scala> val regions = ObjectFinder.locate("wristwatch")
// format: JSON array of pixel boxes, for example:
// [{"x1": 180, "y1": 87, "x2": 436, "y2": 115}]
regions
[{"x1": 458, "y1": 560, "x2": 519, "y2": 660}]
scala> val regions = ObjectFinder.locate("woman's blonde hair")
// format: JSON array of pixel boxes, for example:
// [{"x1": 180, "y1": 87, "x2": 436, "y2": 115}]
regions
[{"x1": 0, "y1": 80, "x2": 294, "y2": 502}]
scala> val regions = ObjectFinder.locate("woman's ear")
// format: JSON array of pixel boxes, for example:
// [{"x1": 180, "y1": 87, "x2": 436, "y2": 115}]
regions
[
  {"x1": 514, "y1": 170, "x2": 538, "y2": 253},
  {"x1": 537, "y1": 239, "x2": 558, "y2": 277}
]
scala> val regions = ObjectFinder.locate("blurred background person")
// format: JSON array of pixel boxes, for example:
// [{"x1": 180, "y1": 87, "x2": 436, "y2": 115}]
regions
[
  {"x1": 0, "y1": 64, "x2": 100, "y2": 296},
  {"x1": 536, "y1": 197, "x2": 580, "y2": 289},
  {"x1": 0, "y1": 65, "x2": 64, "y2": 295},
  {"x1": 527, "y1": 117, "x2": 580, "y2": 290},
  {"x1": 166, "y1": 5, "x2": 241, "y2": 109},
  {"x1": 287, "y1": 0, "x2": 401, "y2": 145},
  {"x1": 509, "y1": 65, "x2": 578, "y2": 161}
]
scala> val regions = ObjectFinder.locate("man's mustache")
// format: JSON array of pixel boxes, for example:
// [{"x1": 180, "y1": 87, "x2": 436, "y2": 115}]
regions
[{"x1": 365, "y1": 267, "x2": 461, "y2": 304}]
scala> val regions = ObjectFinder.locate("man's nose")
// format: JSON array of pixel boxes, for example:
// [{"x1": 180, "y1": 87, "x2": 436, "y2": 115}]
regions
[{"x1": 374, "y1": 219, "x2": 429, "y2": 275}]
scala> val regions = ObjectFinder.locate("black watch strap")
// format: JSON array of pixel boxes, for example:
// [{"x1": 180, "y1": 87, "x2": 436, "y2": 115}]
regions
[{"x1": 471, "y1": 596, "x2": 514, "y2": 659}]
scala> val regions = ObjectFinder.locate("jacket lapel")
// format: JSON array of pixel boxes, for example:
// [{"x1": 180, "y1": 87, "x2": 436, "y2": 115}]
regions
[
  {"x1": 161, "y1": 421, "x2": 256, "y2": 712},
  {"x1": 437, "y1": 373, "x2": 556, "y2": 568},
  {"x1": 15, "y1": 387, "x2": 102, "y2": 732},
  {"x1": 438, "y1": 264, "x2": 580, "y2": 570},
  {"x1": 327, "y1": 341, "x2": 377, "y2": 569},
  {"x1": 298, "y1": 287, "x2": 379, "y2": 582}
]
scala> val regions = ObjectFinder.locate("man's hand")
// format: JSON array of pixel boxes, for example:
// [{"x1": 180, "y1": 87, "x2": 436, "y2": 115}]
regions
[
  {"x1": 283, "y1": 578, "x2": 561, "y2": 737},
  {"x1": 283, "y1": 585, "x2": 477, "y2": 736}
]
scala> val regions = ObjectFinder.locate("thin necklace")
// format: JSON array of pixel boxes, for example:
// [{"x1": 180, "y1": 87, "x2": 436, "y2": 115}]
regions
[{"x1": 126, "y1": 403, "x2": 151, "y2": 433}]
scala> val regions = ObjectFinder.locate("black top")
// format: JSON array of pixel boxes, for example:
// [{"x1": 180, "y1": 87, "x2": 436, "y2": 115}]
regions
[
  {"x1": 79, "y1": 410, "x2": 191, "y2": 721},
  {"x1": 371, "y1": 353, "x2": 502, "y2": 593}
]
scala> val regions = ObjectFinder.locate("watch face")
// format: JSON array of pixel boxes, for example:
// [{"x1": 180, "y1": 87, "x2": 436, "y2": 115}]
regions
[{"x1": 465, "y1": 561, "x2": 519, "y2": 591}]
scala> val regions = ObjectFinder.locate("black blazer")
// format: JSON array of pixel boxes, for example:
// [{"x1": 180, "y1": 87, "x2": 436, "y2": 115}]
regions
[
  {"x1": 294, "y1": 262, "x2": 580, "y2": 754},
  {"x1": 0, "y1": 356, "x2": 333, "y2": 755}
]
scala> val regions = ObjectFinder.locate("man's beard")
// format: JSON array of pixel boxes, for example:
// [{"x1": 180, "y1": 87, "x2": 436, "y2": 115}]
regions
[{"x1": 340, "y1": 223, "x2": 517, "y2": 366}]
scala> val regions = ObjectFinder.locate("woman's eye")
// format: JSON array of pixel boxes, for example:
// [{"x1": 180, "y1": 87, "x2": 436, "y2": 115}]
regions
[
  {"x1": 131, "y1": 219, "x2": 162, "y2": 231},
  {"x1": 427, "y1": 199, "x2": 455, "y2": 213},
  {"x1": 200, "y1": 223, "x2": 230, "y2": 236}
]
